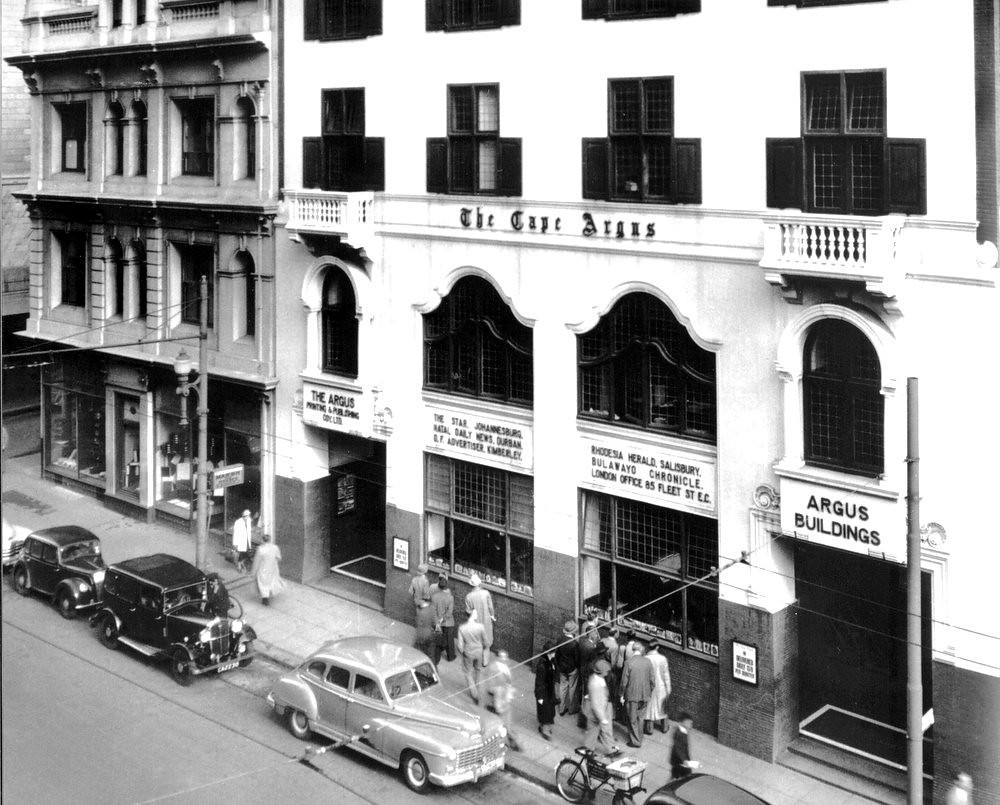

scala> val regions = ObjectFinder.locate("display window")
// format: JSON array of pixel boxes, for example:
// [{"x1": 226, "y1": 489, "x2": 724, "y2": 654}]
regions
[{"x1": 43, "y1": 363, "x2": 106, "y2": 486}]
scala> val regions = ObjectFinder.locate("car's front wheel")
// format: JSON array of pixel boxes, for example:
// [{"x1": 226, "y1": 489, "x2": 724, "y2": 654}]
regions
[
  {"x1": 12, "y1": 567, "x2": 29, "y2": 596},
  {"x1": 98, "y1": 614, "x2": 119, "y2": 649},
  {"x1": 56, "y1": 590, "x2": 75, "y2": 619},
  {"x1": 170, "y1": 649, "x2": 193, "y2": 686},
  {"x1": 285, "y1": 708, "x2": 312, "y2": 740},
  {"x1": 400, "y1": 750, "x2": 431, "y2": 795}
]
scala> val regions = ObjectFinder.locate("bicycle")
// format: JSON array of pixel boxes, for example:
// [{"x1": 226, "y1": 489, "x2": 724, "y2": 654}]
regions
[{"x1": 555, "y1": 746, "x2": 647, "y2": 804}]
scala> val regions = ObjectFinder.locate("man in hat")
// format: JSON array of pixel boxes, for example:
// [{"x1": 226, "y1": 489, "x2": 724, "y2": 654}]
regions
[
  {"x1": 555, "y1": 620, "x2": 581, "y2": 716},
  {"x1": 232, "y1": 509, "x2": 254, "y2": 572},
  {"x1": 409, "y1": 562, "x2": 432, "y2": 613},
  {"x1": 204, "y1": 572, "x2": 230, "y2": 617},
  {"x1": 456, "y1": 609, "x2": 489, "y2": 704},
  {"x1": 431, "y1": 574, "x2": 456, "y2": 661},
  {"x1": 586, "y1": 658, "x2": 617, "y2": 754},
  {"x1": 465, "y1": 573, "x2": 496, "y2": 652}
]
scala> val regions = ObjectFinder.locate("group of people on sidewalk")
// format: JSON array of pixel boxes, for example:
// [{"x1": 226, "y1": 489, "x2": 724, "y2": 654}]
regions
[{"x1": 231, "y1": 509, "x2": 285, "y2": 606}]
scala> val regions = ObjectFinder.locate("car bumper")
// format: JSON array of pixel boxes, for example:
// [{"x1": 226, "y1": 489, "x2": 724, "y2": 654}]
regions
[
  {"x1": 190, "y1": 647, "x2": 255, "y2": 676},
  {"x1": 429, "y1": 754, "x2": 506, "y2": 787}
]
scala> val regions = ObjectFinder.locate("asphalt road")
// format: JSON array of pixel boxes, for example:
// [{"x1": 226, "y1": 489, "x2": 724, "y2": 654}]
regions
[{"x1": 1, "y1": 583, "x2": 561, "y2": 805}]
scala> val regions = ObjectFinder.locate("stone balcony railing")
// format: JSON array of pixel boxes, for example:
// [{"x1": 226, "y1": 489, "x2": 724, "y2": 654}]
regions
[
  {"x1": 284, "y1": 190, "x2": 376, "y2": 248},
  {"x1": 761, "y1": 212, "x2": 905, "y2": 301}
]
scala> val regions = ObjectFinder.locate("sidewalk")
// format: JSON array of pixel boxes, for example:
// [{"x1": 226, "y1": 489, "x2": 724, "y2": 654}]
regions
[{"x1": 2, "y1": 454, "x2": 875, "y2": 805}]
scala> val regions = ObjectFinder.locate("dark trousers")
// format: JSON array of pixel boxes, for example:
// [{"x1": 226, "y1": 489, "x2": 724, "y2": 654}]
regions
[
  {"x1": 440, "y1": 625, "x2": 456, "y2": 661},
  {"x1": 416, "y1": 637, "x2": 440, "y2": 665},
  {"x1": 625, "y1": 700, "x2": 648, "y2": 746}
]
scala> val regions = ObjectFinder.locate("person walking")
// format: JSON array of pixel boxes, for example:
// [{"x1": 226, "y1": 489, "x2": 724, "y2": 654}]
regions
[
  {"x1": 586, "y1": 659, "x2": 617, "y2": 754},
  {"x1": 485, "y1": 649, "x2": 520, "y2": 751},
  {"x1": 408, "y1": 562, "x2": 432, "y2": 612},
  {"x1": 465, "y1": 574, "x2": 496, "y2": 651},
  {"x1": 555, "y1": 620, "x2": 581, "y2": 716},
  {"x1": 576, "y1": 614, "x2": 600, "y2": 728},
  {"x1": 644, "y1": 642, "x2": 672, "y2": 734},
  {"x1": 430, "y1": 574, "x2": 456, "y2": 661},
  {"x1": 945, "y1": 772, "x2": 974, "y2": 805},
  {"x1": 251, "y1": 532, "x2": 284, "y2": 606},
  {"x1": 231, "y1": 509, "x2": 254, "y2": 572},
  {"x1": 534, "y1": 641, "x2": 558, "y2": 739},
  {"x1": 670, "y1": 712, "x2": 698, "y2": 780},
  {"x1": 204, "y1": 572, "x2": 230, "y2": 617},
  {"x1": 414, "y1": 599, "x2": 439, "y2": 665},
  {"x1": 456, "y1": 609, "x2": 489, "y2": 704},
  {"x1": 619, "y1": 640, "x2": 656, "y2": 747},
  {"x1": 612, "y1": 631, "x2": 634, "y2": 723}
]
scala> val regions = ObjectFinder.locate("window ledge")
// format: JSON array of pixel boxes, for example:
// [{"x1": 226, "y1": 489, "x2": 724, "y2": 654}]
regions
[{"x1": 774, "y1": 461, "x2": 898, "y2": 500}]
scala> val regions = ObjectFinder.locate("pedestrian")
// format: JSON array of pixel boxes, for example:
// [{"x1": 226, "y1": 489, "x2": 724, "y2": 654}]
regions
[
  {"x1": 204, "y1": 572, "x2": 230, "y2": 617},
  {"x1": 586, "y1": 659, "x2": 618, "y2": 754},
  {"x1": 465, "y1": 573, "x2": 496, "y2": 651},
  {"x1": 600, "y1": 626, "x2": 620, "y2": 707},
  {"x1": 576, "y1": 613, "x2": 600, "y2": 728},
  {"x1": 619, "y1": 640, "x2": 655, "y2": 747},
  {"x1": 431, "y1": 574, "x2": 456, "y2": 661},
  {"x1": 534, "y1": 641, "x2": 558, "y2": 740},
  {"x1": 485, "y1": 649, "x2": 520, "y2": 751},
  {"x1": 232, "y1": 509, "x2": 254, "y2": 572},
  {"x1": 409, "y1": 562, "x2": 432, "y2": 612},
  {"x1": 945, "y1": 772, "x2": 974, "y2": 805},
  {"x1": 555, "y1": 620, "x2": 581, "y2": 716},
  {"x1": 612, "y1": 631, "x2": 634, "y2": 723},
  {"x1": 456, "y1": 608, "x2": 489, "y2": 704},
  {"x1": 670, "y1": 712, "x2": 697, "y2": 780},
  {"x1": 414, "y1": 599, "x2": 439, "y2": 665},
  {"x1": 644, "y1": 642, "x2": 672, "y2": 734},
  {"x1": 251, "y1": 532, "x2": 284, "y2": 606}
]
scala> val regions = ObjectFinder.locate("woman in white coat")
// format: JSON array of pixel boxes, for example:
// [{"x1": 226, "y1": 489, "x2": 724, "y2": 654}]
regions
[
  {"x1": 644, "y1": 642, "x2": 672, "y2": 734},
  {"x1": 251, "y1": 532, "x2": 285, "y2": 605}
]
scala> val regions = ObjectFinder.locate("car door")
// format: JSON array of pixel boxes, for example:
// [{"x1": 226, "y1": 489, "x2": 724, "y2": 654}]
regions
[
  {"x1": 317, "y1": 664, "x2": 351, "y2": 738},
  {"x1": 134, "y1": 583, "x2": 165, "y2": 645},
  {"x1": 296, "y1": 660, "x2": 346, "y2": 739},
  {"x1": 32, "y1": 541, "x2": 60, "y2": 594},
  {"x1": 346, "y1": 672, "x2": 390, "y2": 755}
]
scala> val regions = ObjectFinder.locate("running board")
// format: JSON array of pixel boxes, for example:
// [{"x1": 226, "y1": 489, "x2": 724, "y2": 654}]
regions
[{"x1": 117, "y1": 636, "x2": 160, "y2": 656}]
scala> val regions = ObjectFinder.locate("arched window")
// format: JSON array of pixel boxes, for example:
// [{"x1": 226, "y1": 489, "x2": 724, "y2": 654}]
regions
[
  {"x1": 232, "y1": 250, "x2": 256, "y2": 338},
  {"x1": 131, "y1": 100, "x2": 147, "y2": 177},
  {"x1": 107, "y1": 101, "x2": 125, "y2": 176},
  {"x1": 321, "y1": 269, "x2": 358, "y2": 376},
  {"x1": 577, "y1": 293, "x2": 716, "y2": 441},
  {"x1": 131, "y1": 239, "x2": 147, "y2": 319},
  {"x1": 108, "y1": 238, "x2": 126, "y2": 317},
  {"x1": 803, "y1": 319, "x2": 883, "y2": 476},
  {"x1": 423, "y1": 276, "x2": 533, "y2": 405},
  {"x1": 235, "y1": 97, "x2": 256, "y2": 180}
]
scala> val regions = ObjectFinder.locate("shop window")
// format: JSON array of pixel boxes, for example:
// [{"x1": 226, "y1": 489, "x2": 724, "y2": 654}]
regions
[
  {"x1": 304, "y1": 0, "x2": 381, "y2": 40},
  {"x1": 321, "y1": 268, "x2": 358, "y2": 376},
  {"x1": 56, "y1": 231, "x2": 88, "y2": 308},
  {"x1": 580, "y1": 491, "x2": 718, "y2": 658},
  {"x1": 302, "y1": 88, "x2": 384, "y2": 191},
  {"x1": 583, "y1": 0, "x2": 699, "y2": 20},
  {"x1": 178, "y1": 98, "x2": 214, "y2": 177},
  {"x1": 426, "y1": 84, "x2": 521, "y2": 196},
  {"x1": 583, "y1": 77, "x2": 701, "y2": 204},
  {"x1": 423, "y1": 275, "x2": 532, "y2": 405},
  {"x1": 803, "y1": 319, "x2": 883, "y2": 476},
  {"x1": 57, "y1": 102, "x2": 88, "y2": 173},
  {"x1": 426, "y1": 0, "x2": 520, "y2": 31},
  {"x1": 131, "y1": 100, "x2": 148, "y2": 176},
  {"x1": 766, "y1": 70, "x2": 926, "y2": 215},
  {"x1": 109, "y1": 238, "x2": 126, "y2": 317},
  {"x1": 44, "y1": 384, "x2": 105, "y2": 484},
  {"x1": 106, "y1": 101, "x2": 125, "y2": 176},
  {"x1": 178, "y1": 243, "x2": 214, "y2": 326},
  {"x1": 577, "y1": 292, "x2": 715, "y2": 440},
  {"x1": 425, "y1": 453, "x2": 534, "y2": 596}
]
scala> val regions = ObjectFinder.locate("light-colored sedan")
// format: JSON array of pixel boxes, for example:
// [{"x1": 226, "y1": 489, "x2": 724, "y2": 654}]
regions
[{"x1": 267, "y1": 636, "x2": 507, "y2": 794}]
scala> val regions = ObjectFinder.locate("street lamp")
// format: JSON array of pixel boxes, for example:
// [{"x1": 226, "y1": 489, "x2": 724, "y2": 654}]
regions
[{"x1": 173, "y1": 274, "x2": 210, "y2": 569}]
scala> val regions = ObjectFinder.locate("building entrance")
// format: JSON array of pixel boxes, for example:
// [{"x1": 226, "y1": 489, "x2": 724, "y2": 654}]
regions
[
  {"x1": 328, "y1": 436, "x2": 386, "y2": 587},
  {"x1": 795, "y1": 543, "x2": 932, "y2": 772}
]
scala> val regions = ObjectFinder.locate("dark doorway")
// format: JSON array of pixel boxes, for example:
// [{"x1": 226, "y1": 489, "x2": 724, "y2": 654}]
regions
[
  {"x1": 328, "y1": 435, "x2": 385, "y2": 586},
  {"x1": 796, "y1": 543, "x2": 932, "y2": 770}
]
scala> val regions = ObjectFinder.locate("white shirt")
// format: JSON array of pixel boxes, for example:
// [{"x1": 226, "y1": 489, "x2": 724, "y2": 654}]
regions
[{"x1": 232, "y1": 515, "x2": 253, "y2": 551}]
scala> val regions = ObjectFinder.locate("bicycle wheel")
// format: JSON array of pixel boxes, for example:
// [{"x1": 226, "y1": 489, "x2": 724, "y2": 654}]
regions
[{"x1": 555, "y1": 758, "x2": 588, "y2": 803}]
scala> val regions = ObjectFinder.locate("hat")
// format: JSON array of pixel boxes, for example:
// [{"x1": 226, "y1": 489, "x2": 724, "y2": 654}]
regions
[
  {"x1": 469, "y1": 573, "x2": 482, "y2": 587},
  {"x1": 593, "y1": 659, "x2": 611, "y2": 676},
  {"x1": 417, "y1": 562, "x2": 429, "y2": 574},
  {"x1": 242, "y1": 509, "x2": 252, "y2": 517},
  {"x1": 563, "y1": 620, "x2": 578, "y2": 636},
  {"x1": 437, "y1": 574, "x2": 448, "y2": 587}
]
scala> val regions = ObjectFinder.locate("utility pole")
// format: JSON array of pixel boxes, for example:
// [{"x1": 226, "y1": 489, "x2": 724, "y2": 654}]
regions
[
  {"x1": 906, "y1": 377, "x2": 923, "y2": 804},
  {"x1": 195, "y1": 274, "x2": 210, "y2": 570}
]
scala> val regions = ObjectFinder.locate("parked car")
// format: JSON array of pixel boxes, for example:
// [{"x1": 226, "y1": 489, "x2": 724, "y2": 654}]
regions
[
  {"x1": 90, "y1": 553, "x2": 255, "y2": 685},
  {"x1": 9, "y1": 526, "x2": 105, "y2": 618},
  {"x1": 267, "y1": 636, "x2": 507, "y2": 794},
  {"x1": 646, "y1": 774, "x2": 772, "y2": 805},
  {"x1": 2, "y1": 518, "x2": 31, "y2": 569}
]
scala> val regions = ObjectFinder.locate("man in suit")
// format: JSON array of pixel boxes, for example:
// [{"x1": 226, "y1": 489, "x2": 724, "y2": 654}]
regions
[
  {"x1": 431, "y1": 574, "x2": 456, "y2": 661},
  {"x1": 456, "y1": 609, "x2": 489, "y2": 704},
  {"x1": 619, "y1": 640, "x2": 656, "y2": 747},
  {"x1": 670, "y1": 712, "x2": 696, "y2": 780}
]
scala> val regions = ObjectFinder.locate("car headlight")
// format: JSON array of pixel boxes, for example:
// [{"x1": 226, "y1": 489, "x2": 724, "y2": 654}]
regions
[
  {"x1": 498, "y1": 726, "x2": 507, "y2": 739},
  {"x1": 445, "y1": 748, "x2": 457, "y2": 761},
  {"x1": 78, "y1": 582, "x2": 90, "y2": 592},
  {"x1": 93, "y1": 570, "x2": 105, "y2": 584},
  {"x1": 231, "y1": 619, "x2": 243, "y2": 634},
  {"x1": 199, "y1": 628, "x2": 212, "y2": 643}
]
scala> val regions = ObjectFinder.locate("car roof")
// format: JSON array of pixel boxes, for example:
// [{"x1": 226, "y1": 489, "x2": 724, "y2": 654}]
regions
[
  {"x1": 28, "y1": 526, "x2": 99, "y2": 548},
  {"x1": 650, "y1": 774, "x2": 772, "y2": 805},
  {"x1": 310, "y1": 637, "x2": 431, "y2": 676},
  {"x1": 110, "y1": 554, "x2": 205, "y2": 588}
]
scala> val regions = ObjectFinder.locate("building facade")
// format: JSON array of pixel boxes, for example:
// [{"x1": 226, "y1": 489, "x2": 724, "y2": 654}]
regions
[
  {"x1": 274, "y1": 1, "x2": 1000, "y2": 801},
  {"x1": 7, "y1": 0, "x2": 280, "y2": 534}
]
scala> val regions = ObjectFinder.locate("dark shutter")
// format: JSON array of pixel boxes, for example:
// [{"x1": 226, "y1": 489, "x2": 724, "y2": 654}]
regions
[
  {"x1": 499, "y1": 0, "x2": 520, "y2": 26},
  {"x1": 426, "y1": 137, "x2": 448, "y2": 193},
  {"x1": 886, "y1": 138, "x2": 926, "y2": 215},
  {"x1": 766, "y1": 137, "x2": 803, "y2": 210},
  {"x1": 304, "y1": 0, "x2": 320, "y2": 40},
  {"x1": 582, "y1": 138, "x2": 608, "y2": 200},
  {"x1": 673, "y1": 138, "x2": 702, "y2": 204},
  {"x1": 582, "y1": 0, "x2": 607, "y2": 19},
  {"x1": 365, "y1": 0, "x2": 382, "y2": 35},
  {"x1": 302, "y1": 137, "x2": 323, "y2": 189},
  {"x1": 426, "y1": 0, "x2": 445, "y2": 30},
  {"x1": 670, "y1": 0, "x2": 701, "y2": 13},
  {"x1": 767, "y1": 0, "x2": 796, "y2": 5},
  {"x1": 498, "y1": 137, "x2": 522, "y2": 197},
  {"x1": 364, "y1": 137, "x2": 385, "y2": 191}
]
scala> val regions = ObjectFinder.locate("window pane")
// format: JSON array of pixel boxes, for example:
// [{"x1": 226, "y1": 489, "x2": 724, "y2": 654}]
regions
[
  {"x1": 425, "y1": 340, "x2": 450, "y2": 386},
  {"x1": 509, "y1": 534, "x2": 533, "y2": 592},
  {"x1": 615, "y1": 497, "x2": 682, "y2": 572},
  {"x1": 686, "y1": 585, "x2": 719, "y2": 657},
  {"x1": 326, "y1": 665, "x2": 350, "y2": 689},
  {"x1": 646, "y1": 138, "x2": 671, "y2": 198},
  {"x1": 852, "y1": 387, "x2": 884, "y2": 469},
  {"x1": 807, "y1": 380, "x2": 842, "y2": 462},
  {"x1": 807, "y1": 75, "x2": 842, "y2": 131},
  {"x1": 685, "y1": 515, "x2": 718, "y2": 580},
  {"x1": 615, "y1": 565, "x2": 681, "y2": 642},
  {"x1": 449, "y1": 138, "x2": 475, "y2": 193},
  {"x1": 450, "y1": 88, "x2": 474, "y2": 134},
  {"x1": 581, "y1": 555, "x2": 613, "y2": 618},
  {"x1": 344, "y1": 0, "x2": 366, "y2": 34},
  {"x1": 811, "y1": 142, "x2": 843, "y2": 210},
  {"x1": 476, "y1": 0, "x2": 499, "y2": 24},
  {"x1": 353, "y1": 674, "x2": 383, "y2": 701},
  {"x1": 615, "y1": 349, "x2": 644, "y2": 422},
  {"x1": 477, "y1": 140, "x2": 498, "y2": 191},
  {"x1": 610, "y1": 81, "x2": 640, "y2": 134},
  {"x1": 649, "y1": 358, "x2": 681, "y2": 429},
  {"x1": 451, "y1": 0, "x2": 473, "y2": 26},
  {"x1": 453, "y1": 335, "x2": 478, "y2": 392},
  {"x1": 476, "y1": 87, "x2": 499, "y2": 132},
  {"x1": 480, "y1": 333, "x2": 505, "y2": 395},
  {"x1": 454, "y1": 461, "x2": 507, "y2": 525},
  {"x1": 582, "y1": 494, "x2": 612, "y2": 554},
  {"x1": 612, "y1": 140, "x2": 642, "y2": 196},
  {"x1": 427, "y1": 512, "x2": 449, "y2": 568},
  {"x1": 343, "y1": 89, "x2": 365, "y2": 134},
  {"x1": 847, "y1": 73, "x2": 884, "y2": 132},
  {"x1": 644, "y1": 79, "x2": 672, "y2": 133},
  {"x1": 425, "y1": 454, "x2": 451, "y2": 511},
  {"x1": 452, "y1": 520, "x2": 506, "y2": 586},
  {"x1": 509, "y1": 474, "x2": 533, "y2": 535},
  {"x1": 685, "y1": 381, "x2": 716, "y2": 437},
  {"x1": 580, "y1": 364, "x2": 611, "y2": 417},
  {"x1": 509, "y1": 350, "x2": 533, "y2": 403},
  {"x1": 851, "y1": 138, "x2": 883, "y2": 213}
]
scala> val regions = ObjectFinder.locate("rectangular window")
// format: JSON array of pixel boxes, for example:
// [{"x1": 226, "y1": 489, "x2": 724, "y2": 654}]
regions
[
  {"x1": 44, "y1": 384, "x2": 106, "y2": 483},
  {"x1": 178, "y1": 98, "x2": 214, "y2": 177},
  {"x1": 583, "y1": 0, "x2": 699, "y2": 21},
  {"x1": 424, "y1": 453, "x2": 534, "y2": 597},
  {"x1": 112, "y1": 0, "x2": 123, "y2": 27},
  {"x1": 58, "y1": 103, "x2": 88, "y2": 173},
  {"x1": 178, "y1": 244, "x2": 214, "y2": 326},
  {"x1": 426, "y1": 0, "x2": 520, "y2": 32},
  {"x1": 57, "y1": 231, "x2": 87, "y2": 308},
  {"x1": 305, "y1": 0, "x2": 381, "y2": 40},
  {"x1": 304, "y1": 89, "x2": 383, "y2": 192},
  {"x1": 136, "y1": 0, "x2": 146, "y2": 24}
]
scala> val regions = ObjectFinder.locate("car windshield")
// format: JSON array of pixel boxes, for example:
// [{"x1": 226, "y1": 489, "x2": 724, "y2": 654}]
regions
[
  {"x1": 385, "y1": 663, "x2": 440, "y2": 700},
  {"x1": 164, "y1": 583, "x2": 206, "y2": 612},
  {"x1": 61, "y1": 540, "x2": 101, "y2": 562}
]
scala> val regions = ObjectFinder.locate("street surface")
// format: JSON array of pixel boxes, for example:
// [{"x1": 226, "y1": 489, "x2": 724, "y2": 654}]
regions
[{"x1": 1, "y1": 582, "x2": 561, "y2": 805}]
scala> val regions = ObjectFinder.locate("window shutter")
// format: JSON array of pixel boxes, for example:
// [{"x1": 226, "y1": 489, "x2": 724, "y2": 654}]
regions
[
  {"x1": 499, "y1": 0, "x2": 520, "y2": 25},
  {"x1": 304, "y1": 0, "x2": 320, "y2": 40},
  {"x1": 498, "y1": 137, "x2": 522, "y2": 197},
  {"x1": 765, "y1": 137, "x2": 803, "y2": 210},
  {"x1": 426, "y1": 137, "x2": 448, "y2": 193},
  {"x1": 582, "y1": 138, "x2": 609, "y2": 200},
  {"x1": 886, "y1": 138, "x2": 926, "y2": 215},
  {"x1": 302, "y1": 137, "x2": 323, "y2": 188},
  {"x1": 670, "y1": 0, "x2": 701, "y2": 13},
  {"x1": 426, "y1": 0, "x2": 445, "y2": 30},
  {"x1": 365, "y1": 0, "x2": 382, "y2": 35},
  {"x1": 582, "y1": 0, "x2": 607, "y2": 19},
  {"x1": 364, "y1": 137, "x2": 385, "y2": 191},
  {"x1": 673, "y1": 138, "x2": 702, "y2": 204},
  {"x1": 767, "y1": 0, "x2": 796, "y2": 5}
]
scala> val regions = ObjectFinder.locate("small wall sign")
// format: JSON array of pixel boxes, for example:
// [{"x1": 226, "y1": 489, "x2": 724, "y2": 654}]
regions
[
  {"x1": 732, "y1": 640, "x2": 758, "y2": 685},
  {"x1": 392, "y1": 537, "x2": 409, "y2": 571}
]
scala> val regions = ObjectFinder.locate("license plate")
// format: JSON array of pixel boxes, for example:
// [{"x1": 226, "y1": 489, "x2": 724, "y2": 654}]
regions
[{"x1": 216, "y1": 661, "x2": 239, "y2": 673}]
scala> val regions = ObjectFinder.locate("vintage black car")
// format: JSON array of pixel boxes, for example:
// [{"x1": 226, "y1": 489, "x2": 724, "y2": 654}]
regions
[
  {"x1": 91, "y1": 553, "x2": 255, "y2": 685},
  {"x1": 10, "y1": 526, "x2": 106, "y2": 618}
]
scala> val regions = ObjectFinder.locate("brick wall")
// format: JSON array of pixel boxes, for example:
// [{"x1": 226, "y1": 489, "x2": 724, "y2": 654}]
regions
[{"x1": 666, "y1": 648, "x2": 719, "y2": 737}]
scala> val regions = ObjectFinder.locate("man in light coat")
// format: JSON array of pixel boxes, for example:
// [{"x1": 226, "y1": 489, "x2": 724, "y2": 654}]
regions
[
  {"x1": 456, "y1": 609, "x2": 489, "y2": 704},
  {"x1": 586, "y1": 659, "x2": 617, "y2": 754},
  {"x1": 408, "y1": 562, "x2": 432, "y2": 612},
  {"x1": 619, "y1": 640, "x2": 656, "y2": 747},
  {"x1": 231, "y1": 509, "x2": 254, "y2": 572},
  {"x1": 464, "y1": 573, "x2": 496, "y2": 650}
]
